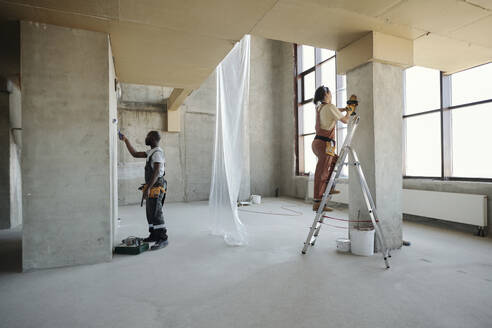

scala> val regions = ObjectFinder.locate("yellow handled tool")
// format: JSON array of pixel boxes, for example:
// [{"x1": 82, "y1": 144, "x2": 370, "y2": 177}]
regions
[{"x1": 138, "y1": 184, "x2": 167, "y2": 206}]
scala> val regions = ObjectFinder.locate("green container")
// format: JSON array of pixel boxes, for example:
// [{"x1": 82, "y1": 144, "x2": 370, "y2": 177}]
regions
[{"x1": 114, "y1": 242, "x2": 149, "y2": 255}]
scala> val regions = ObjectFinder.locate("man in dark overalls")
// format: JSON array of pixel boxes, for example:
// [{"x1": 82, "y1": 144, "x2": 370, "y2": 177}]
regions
[{"x1": 119, "y1": 130, "x2": 168, "y2": 250}]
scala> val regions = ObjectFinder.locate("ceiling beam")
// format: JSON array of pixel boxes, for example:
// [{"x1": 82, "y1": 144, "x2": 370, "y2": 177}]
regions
[{"x1": 166, "y1": 88, "x2": 192, "y2": 132}]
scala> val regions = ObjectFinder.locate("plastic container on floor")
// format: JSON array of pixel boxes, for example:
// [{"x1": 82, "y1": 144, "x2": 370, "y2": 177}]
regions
[
  {"x1": 350, "y1": 228, "x2": 375, "y2": 256},
  {"x1": 251, "y1": 195, "x2": 261, "y2": 204},
  {"x1": 336, "y1": 238, "x2": 351, "y2": 252}
]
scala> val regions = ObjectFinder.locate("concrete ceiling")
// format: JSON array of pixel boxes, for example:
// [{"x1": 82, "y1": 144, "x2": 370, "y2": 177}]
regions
[{"x1": 1, "y1": 0, "x2": 491, "y2": 88}]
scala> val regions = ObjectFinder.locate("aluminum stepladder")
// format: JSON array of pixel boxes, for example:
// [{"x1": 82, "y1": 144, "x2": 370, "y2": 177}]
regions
[{"x1": 301, "y1": 114, "x2": 391, "y2": 269}]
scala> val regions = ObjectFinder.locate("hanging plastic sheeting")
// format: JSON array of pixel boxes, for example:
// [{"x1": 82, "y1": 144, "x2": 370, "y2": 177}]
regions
[{"x1": 208, "y1": 35, "x2": 250, "y2": 246}]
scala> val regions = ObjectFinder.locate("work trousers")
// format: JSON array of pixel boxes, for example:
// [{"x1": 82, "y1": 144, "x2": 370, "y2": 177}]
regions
[
  {"x1": 146, "y1": 182, "x2": 168, "y2": 240},
  {"x1": 312, "y1": 139, "x2": 338, "y2": 200}
]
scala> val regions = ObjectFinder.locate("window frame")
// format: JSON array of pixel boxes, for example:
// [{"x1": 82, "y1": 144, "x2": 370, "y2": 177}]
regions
[
  {"x1": 294, "y1": 44, "x2": 338, "y2": 175},
  {"x1": 403, "y1": 66, "x2": 492, "y2": 182}
]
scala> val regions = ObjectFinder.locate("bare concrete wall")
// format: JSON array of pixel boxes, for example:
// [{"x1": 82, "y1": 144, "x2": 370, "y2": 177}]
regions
[
  {"x1": 249, "y1": 36, "x2": 282, "y2": 196},
  {"x1": 118, "y1": 72, "x2": 217, "y2": 204},
  {"x1": 278, "y1": 43, "x2": 310, "y2": 199},
  {"x1": 118, "y1": 36, "x2": 295, "y2": 204},
  {"x1": 117, "y1": 107, "x2": 186, "y2": 204},
  {"x1": 21, "y1": 22, "x2": 113, "y2": 270},
  {"x1": 180, "y1": 72, "x2": 216, "y2": 201}
]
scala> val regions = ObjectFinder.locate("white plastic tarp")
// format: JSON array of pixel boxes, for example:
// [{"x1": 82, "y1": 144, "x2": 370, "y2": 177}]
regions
[{"x1": 208, "y1": 35, "x2": 250, "y2": 246}]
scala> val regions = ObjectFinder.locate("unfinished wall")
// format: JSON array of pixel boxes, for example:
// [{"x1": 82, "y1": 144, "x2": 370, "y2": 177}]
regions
[
  {"x1": 117, "y1": 96, "x2": 186, "y2": 204},
  {"x1": 278, "y1": 43, "x2": 308, "y2": 199},
  {"x1": 249, "y1": 36, "x2": 282, "y2": 196},
  {"x1": 117, "y1": 74, "x2": 215, "y2": 205},
  {"x1": 118, "y1": 36, "x2": 295, "y2": 204},
  {"x1": 21, "y1": 22, "x2": 114, "y2": 270}
]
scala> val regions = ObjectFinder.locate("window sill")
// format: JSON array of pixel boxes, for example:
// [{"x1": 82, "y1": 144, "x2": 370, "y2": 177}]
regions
[{"x1": 404, "y1": 176, "x2": 492, "y2": 183}]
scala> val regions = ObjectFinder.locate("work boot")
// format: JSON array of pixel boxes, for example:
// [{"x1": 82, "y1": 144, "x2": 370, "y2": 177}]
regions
[
  {"x1": 151, "y1": 238, "x2": 169, "y2": 250},
  {"x1": 143, "y1": 233, "x2": 158, "y2": 243},
  {"x1": 312, "y1": 201, "x2": 333, "y2": 212}
]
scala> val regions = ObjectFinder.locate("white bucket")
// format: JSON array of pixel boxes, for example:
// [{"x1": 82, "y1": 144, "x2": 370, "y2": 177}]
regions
[
  {"x1": 251, "y1": 195, "x2": 261, "y2": 204},
  {"x1": 336, "y1": 238, "x2": 351, "y2": 252},
  {"x1": 350, "y1": 228, "x2": 375, "y2": 256}
]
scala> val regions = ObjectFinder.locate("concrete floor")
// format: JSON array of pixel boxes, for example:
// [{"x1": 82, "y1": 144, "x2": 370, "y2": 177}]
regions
[{"x1": 1, "y1": 197, "x2": 492, "y2": 328}]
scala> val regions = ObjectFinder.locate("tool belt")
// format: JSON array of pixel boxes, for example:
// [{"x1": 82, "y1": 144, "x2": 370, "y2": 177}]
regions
[
  {"x1": 138, "y1": 184, "x2": 166, "y2": 198},
  {"x1": 314, "y1": 135, "x2": 334, "y2": 143},
  {"x1": 325, "y1": 142, "x2": 336, "y2": 156},
  {"x1": 315, "y1": 135, "x2": 337, "y2": 156}
]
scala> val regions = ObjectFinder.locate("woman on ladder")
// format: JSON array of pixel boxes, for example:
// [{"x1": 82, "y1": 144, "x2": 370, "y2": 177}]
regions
[{"x1": 311, "y1": 86, "x2": 355, "y2": 212}]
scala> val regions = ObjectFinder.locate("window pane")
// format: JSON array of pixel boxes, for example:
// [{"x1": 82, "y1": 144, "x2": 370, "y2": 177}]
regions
[
  {"x1": 300, "y1": 45, "x2": 315, "y2": 72},
  {"x1": 451, "y1": 102, "x2": 492, "y2": 178},
  {"x1": 336, "y1": 75, "x2": 347, "y2": 107},
  {"x1": 304, "y1": 71, "x2": 315, "y2": 101},
  {"x1": 336, "y1": 126, "x2": 348, "y2": 177},
  {"x1": 451, "y1": 63, "x2": 492, "y2": 106},
  {"x1": 321, "y1": 59, "x2": 336, "y2": 106},
  {"x1": 404, "y1": 66, "x2": 441, "y2": 115},
  {"x1": 301, "y1": 103, "x2": 316, "y2": 135},
  {"x1": 320, "y1": 48, "x2": 335, "y2": 62},
  {"x1": 405, "y1": 113, "x2": 441, "y2": 176},
  {"x1": 304, "y1": 134, "x2": 316, "y2": 174}
]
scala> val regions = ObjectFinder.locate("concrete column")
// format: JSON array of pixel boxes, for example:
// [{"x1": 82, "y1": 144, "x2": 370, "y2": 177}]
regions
[
  {"x1": 21, "y1": 22, "x2": 114, "y2": 270},
  {"x1": 347, "y1": 61, "x2": 403, "y2": 249}
]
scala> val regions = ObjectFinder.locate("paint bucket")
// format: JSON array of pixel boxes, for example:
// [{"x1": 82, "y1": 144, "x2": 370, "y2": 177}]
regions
[
  {"x1": 350, "y1": 228, "x2": 375, "y2": 256},
  {"x1": 251, "y1": 195, "x2": 261, "y2": 204},
  {"x1": 336, "y1": 238, "x2": 351, "y2": 252}
]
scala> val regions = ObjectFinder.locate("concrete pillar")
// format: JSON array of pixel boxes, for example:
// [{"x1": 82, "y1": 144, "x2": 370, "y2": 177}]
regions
[
  {"x1": 21, "y1": 22, "x2": 115, "y2": 270},
  {"x1": 346, "y1": 61, "x2": 403, "y2": 249}
]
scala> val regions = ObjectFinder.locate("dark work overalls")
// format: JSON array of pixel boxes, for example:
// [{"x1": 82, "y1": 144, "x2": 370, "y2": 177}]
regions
[{"x1": 145, "y1": 150, "x2": 168, "y2": 241}]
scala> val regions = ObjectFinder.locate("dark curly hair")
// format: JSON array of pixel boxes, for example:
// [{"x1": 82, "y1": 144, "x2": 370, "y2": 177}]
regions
[{"x1": 313, "y1": 86, "x2": 330, "y2": 105}]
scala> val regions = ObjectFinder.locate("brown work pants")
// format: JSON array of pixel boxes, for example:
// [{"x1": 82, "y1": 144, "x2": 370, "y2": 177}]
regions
[{"x1": 312, "y1": 139, "x2": 338, "y2": 200}]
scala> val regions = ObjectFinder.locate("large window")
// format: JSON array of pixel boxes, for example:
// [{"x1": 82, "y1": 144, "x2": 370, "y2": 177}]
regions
[
  {"x1": 404, "y1": 63, "x2": 492, "y2": 180},
  {"x1": 295, "y1": 45, "x2": 346, "y2": 175}
]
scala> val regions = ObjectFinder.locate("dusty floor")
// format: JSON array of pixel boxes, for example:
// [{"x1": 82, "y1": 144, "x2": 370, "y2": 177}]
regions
[{"x1": 1, "y1": 197, "x2": 491, "y2": 328}]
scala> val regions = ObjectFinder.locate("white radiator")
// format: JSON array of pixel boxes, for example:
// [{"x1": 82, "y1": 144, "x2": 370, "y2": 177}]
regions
[
  {"x1": 307, "y1": 181, "x2": 488, "y2": 227},
  {"x1": 403, "y1": 189, "x2": 488, "y2": 228}
]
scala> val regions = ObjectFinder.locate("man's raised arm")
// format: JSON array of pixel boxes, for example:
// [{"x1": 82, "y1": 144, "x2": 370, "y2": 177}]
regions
[{"x1": 119, "y1": 133, "x2": 146, "y2": 158}]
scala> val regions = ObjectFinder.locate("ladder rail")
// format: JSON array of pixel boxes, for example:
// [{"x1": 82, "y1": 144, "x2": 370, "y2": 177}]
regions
[
  {"x1": 302, "y1": 116, "x2": 359, "y2": 254},
  {"x1": 301, "y1": 114, "x2": 391, "y2": 269},
  {"x1": 348, "y1": 147, "x2": 390, "y2": 268}
]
